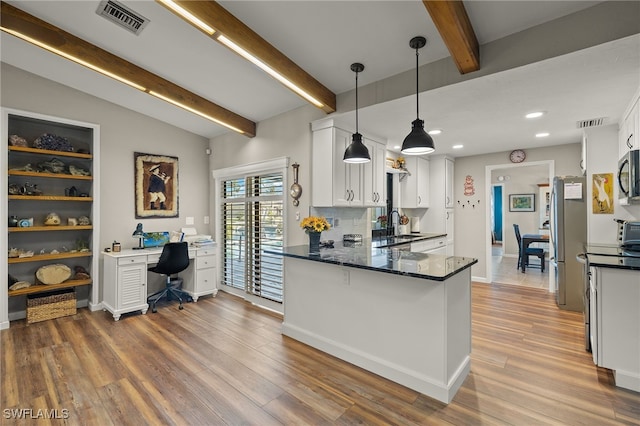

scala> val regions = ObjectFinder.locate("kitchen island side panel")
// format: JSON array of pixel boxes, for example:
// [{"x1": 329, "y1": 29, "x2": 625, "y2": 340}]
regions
[{"x1": 281, "y1": 256, "x2": 471, "y2": 403}]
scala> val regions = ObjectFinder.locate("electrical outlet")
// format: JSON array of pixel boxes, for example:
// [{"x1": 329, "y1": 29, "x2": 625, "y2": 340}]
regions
[
  {"x1": 186, "y1": 216, "x2": 194, "y2": 225},
  {"x1": 296, "y1": 212, "x2": 300, "y2": 221},
  {"x1": 342, "y1": 269, "x2": 350, "y2": 285},
  {"x1": 334, "y1": 218, "x2": 340, "y2": 227},
  {"x1": 204, "y1": 216, "x2": 209, "y2": 224}
]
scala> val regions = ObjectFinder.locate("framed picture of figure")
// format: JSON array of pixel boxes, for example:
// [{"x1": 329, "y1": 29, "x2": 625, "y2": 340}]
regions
[{"x1": 134, "y1": 152, "x2": 178, "y2": 218}]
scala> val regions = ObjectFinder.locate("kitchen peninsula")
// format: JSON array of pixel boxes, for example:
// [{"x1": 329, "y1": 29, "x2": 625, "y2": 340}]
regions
[{"x1": 270, "y1": 240, "x2": 477, "y2": 403}]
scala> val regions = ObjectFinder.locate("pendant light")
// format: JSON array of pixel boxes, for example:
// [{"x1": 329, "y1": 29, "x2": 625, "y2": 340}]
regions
[
  {"x1": 343, "y1": 62, "x2": 371, "y2": 163},
  {"x1": 401, "y1": 36, "x2": 435, "y2": 155}
]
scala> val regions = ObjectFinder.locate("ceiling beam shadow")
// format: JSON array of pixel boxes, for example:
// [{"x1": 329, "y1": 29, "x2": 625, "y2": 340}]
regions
[
  {"x1": 423, "y1": 0, "x2": 480, "y2": 74},
  {"x1": 0, "y1": 1, "x2": 256, "y2": 137}
]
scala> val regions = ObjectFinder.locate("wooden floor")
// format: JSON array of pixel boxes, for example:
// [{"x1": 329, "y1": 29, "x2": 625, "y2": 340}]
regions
[{"x1": 2, "y1": 284, "x2": 639, "y2": 425}]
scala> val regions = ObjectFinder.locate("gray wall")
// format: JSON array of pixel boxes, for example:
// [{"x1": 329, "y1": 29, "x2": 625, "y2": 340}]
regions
[{"x1": 2, "y1": 63, "x2": 213, "y2": 297}]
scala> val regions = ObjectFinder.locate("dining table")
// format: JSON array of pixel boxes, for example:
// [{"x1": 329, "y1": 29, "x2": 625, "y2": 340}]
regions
[{"x1": 521, "y1": 233, "x2": 550, "y2": 272}]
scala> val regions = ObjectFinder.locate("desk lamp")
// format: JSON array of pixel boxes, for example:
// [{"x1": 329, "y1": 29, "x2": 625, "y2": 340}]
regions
[{"x1": 132, "y1": 223, "x2": 145, "y2": 250}]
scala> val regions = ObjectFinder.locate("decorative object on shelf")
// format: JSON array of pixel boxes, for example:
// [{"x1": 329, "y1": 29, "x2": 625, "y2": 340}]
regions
[
  {"x1": 377, "y1": 215, "x2": 387, "y2": 228},
  {"x1": 68, "y1": 164, "x2": 91, "y2": 176},
  {"x1": 73, "y1": 266, "x2": 90, "y2": 280},
  {"x1": 290, "y1": 162, "x2": 302, "y2": 206},
  {"x1": 9, "y1": 215, "x2": 18, "y2": 227},
  {"x1": 35, "y1": 263, "x2": 72, "y2": 285},
  {"x1": 18, "y1": 182, "x2": 42, "y2": 196},
  {"x1": 68, "y1": 217, "x2": 78, "y2": 226},
  {"x1": 33, "y1": 133, "x2": 74, "y2": 152},
  {"x1": 134, "y1": 152, "x2": 179, "y2": 218},
  {"x1": 44, "y1": 212, "x2": 61, "y2": 226},
  {"x1": 592, "y1": 173, "x2": 614, "y2": 214},
  {"x1": 509, "y1": 149, "x2": 526, "y2": 163},
  {"x1": 132, "y1": 223, "x2": 145, "y2": 249},
  {"x1": 343, "y1": 62, "x2": 370, "y2": 163},
  {"x1": 38, "y1": 158, "x2": 66, "y2": 173},
  {"x1": 463, "y1": 175, "x2": 475, "y2": 196},
  {"x1": 65, "y1": 186, "x2": 78, "y2": 197},
  {"x1": 300, "y1": 216, "x2": 331, "y2": 254},
  {"x1": 8, "y1": 183, "x2": 20, "y2": 195},
  {"x1": 77, "y1": 216, "x2": 91, "y2": 225},
  {"x1": 8, "y1": 134, "x2": 28, "y2": 147},
  {"x1": 394, "y1": 157, "x2": 407, "y2": 170},
  {"x1": 18, "y1": 218, "x2": 33, "y2": 227},
  {"x1": 509, "y1": 193, "x2": 535, "y2": 212},
  {"x1": 111, "y1": 241, "x2": 121, "y2": 252},
  {"x1": 401, "y1": 36, "x2": 435, "y2": 155}
]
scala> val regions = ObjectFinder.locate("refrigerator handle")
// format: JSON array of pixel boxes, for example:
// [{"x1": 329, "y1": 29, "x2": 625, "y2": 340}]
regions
[{"x1": 549, "y1": 188, "x2": 556, "y2": 260}]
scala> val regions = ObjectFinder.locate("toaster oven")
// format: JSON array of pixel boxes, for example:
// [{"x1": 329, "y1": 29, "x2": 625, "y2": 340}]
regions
[
  {"x1": 618, "y1": 149, "x2": 640, "y2": 205},
  {"x1": 622, "y1": 221, "x2": 640, "y2": 250}
]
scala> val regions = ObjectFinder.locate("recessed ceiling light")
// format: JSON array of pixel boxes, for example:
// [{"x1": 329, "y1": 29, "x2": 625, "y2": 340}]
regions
[
  {"x1": 536, "y1": 132, "x2": 550, "y2": 138},
  {"x1": 526, "y1": 111, "x2": 545, "y2": 119},
  {"x1": 452, "y1": 144, "x2": 464, "y2": 149},
  {"x1": 428, "y1": 129, "x2": 442, "y2": 135},
  {"x1": 394, "y1": 145, "x2": 401, "y2": 150}
]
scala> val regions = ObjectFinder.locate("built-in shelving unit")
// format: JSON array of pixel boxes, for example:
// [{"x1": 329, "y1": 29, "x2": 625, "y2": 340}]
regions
[{"x1": 1, "y1": 108, "x2": 100, "y2": 328}]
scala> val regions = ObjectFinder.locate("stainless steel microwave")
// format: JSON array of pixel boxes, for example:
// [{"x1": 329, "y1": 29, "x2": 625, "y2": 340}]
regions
[{"x1": 618, "y1": 149, "x2": 640, "y2": 204}]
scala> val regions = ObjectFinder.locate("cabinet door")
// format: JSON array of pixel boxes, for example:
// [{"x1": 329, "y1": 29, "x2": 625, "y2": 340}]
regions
[
  {"x1": 416, "y1": 157, "x2": 430, "y2": 208},
  {"x1": 332, "y1": 128, "x2": 363, "y2": 206},
  {"x1": 363, "y1": 138, "x2": 386, "y2": 207},
  {"x1": 444, "y1": 158, "x2": 454, "y2": 208},
  {"x1": 118, "y1": 263, "x2": 146, "y2": 310},
  {"x1": 445, "y1": 210, "x2": 454, "y2": 256}
]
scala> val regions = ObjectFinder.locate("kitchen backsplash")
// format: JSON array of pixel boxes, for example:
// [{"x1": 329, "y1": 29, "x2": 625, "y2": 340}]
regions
[{"x1": 310, "y1": 207, "x2": 369, "y2": 241}]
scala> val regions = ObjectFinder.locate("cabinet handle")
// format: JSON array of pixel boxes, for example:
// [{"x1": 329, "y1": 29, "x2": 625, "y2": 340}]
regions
[
  {"x1": 418, "y1": 196, "x2": 422, "y2": 204},
  {"x1": 627, "y1": 134, "x2": 633, "y2": 149},
  {"x1": 446, "y1": 196, "x2": 450, "y2": 205},
  {"x1": 350, "y1": 190, "x2": 354, "y2": 201},
  {"x1": 446, "y1": 212, "x2": 449, "y2": 220}
]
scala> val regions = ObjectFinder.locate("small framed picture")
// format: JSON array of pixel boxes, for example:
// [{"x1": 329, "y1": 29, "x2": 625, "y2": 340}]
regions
[{"x1": 509, "y1": 193, "x2": 535, "y2": 212}]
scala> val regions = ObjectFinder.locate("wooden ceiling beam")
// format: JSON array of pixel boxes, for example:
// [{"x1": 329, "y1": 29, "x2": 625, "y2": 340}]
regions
[
  {"x1": 0, "y1": 1, "x2": 256, "y2": 137},
  {"x1": 423, "y1": 0, "x2": 480, "y2": 74},
  {"x1": 157, "y1": 0, "x2": 336, "y2": 113}
]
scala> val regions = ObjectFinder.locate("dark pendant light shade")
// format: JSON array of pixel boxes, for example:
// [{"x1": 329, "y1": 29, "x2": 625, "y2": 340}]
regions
[
  {"x1": 401, "y1": 36, "x2": 435, "y2": 156},
  {"x1": 344, "y1": 62, "x2": 371, "y2": 163}
]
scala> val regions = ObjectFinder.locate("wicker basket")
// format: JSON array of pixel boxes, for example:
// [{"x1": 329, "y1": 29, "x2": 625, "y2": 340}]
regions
[{"x1": 26, "y1": 289, "x2": 76, "y2": 324}]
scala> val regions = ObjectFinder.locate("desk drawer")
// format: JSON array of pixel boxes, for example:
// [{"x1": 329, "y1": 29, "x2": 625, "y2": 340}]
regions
[
  {"x1": 117, "y1": 256, "x2": 147, "y2": 266},
  {"x1": 197, "y1": 255, "x2": 216, "y2": 270},
  {"x1": 197, "y1": 248, "x2": 216, "y2": 257},
  {"x1": 147, "y1": 254, "x2": 161, "y2": 264}
]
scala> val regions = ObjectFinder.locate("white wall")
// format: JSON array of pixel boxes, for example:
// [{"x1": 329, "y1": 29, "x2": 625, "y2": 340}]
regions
[
  {"x1": 585, "y1": 124, "x2": 640, "y2": 245},
  {"x1": 209, "y1": 104, "x2": 325, "y2": 247},
  {"x1": 454, "y1": 143, "x2": 582, "y2": 281}
]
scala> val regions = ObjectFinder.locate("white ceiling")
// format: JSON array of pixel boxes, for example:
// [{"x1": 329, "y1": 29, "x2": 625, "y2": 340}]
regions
[{"x1": 1, "y1": 0, "x2": 639, "y2": 158}]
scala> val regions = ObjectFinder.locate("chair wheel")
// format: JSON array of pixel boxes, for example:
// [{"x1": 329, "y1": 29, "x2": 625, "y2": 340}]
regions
[
  {"x1": 179, "y1": 305, "x2": 184, "y2": 310},
  {"x1": 152, "y1": 307, "x2": 157, "y2": 313}
]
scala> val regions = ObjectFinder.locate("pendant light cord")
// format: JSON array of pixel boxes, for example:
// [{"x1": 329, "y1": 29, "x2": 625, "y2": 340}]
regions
[
  {"x1": 415, "y1": 46, "x2": 419, "y2": 120},
  {"x1": 355, "y1": 69, "x2": 359, "y2": 133}
]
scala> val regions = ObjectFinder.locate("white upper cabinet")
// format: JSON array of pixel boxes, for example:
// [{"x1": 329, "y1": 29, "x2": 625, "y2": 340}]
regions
[
  {"x1": 400, "y1": 156, "x2": 429, "y2": 208},
  {"x1": 619, "y1": 94, "x2": 639, "y2": 159},
  {"x1": 311, "y1": 119, "x2": 386, "y2": 208}
]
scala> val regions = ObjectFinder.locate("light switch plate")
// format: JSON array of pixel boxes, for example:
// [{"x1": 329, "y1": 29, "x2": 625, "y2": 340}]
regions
[{"x1": 186, "y1": 216, "x2": 194, "y2": 225}]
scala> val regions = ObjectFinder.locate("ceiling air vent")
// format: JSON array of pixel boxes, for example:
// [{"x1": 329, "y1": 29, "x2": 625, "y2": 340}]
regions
[
  {"x1": 576, "y1": 117, "x2": 608, "y2": 129},
  {"x1": 96, "y1": 0, "x2": 149, "y2": 35}
]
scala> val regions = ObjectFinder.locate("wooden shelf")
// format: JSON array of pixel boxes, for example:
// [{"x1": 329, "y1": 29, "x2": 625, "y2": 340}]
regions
[
  {"x1": 8, "y1": 170, "x2": 92, "y2": 180},
  {"x1": 8, "y1": 251, "x2": 92, "y2": 264},
  {"x1": 8, "y1": 195, "x2": 93, "y2": 201},
  {"x1": 8, "y1": 225, "x2": 92, "y2": 232},
  {"x1": 8, "y1": 145, "x2": 92, "y2": 159},
  {"x1": 8, "y1": 279, "x2": 92, "y2": 297}
]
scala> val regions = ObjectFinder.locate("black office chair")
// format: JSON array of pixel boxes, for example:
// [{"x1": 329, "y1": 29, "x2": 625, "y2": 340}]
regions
[
  {"x1": 513, "y1": 224, "x2": 545, "y2": 273},
  {"x1": 147, "y1": 242, "x2": 192, "y2": 312}
]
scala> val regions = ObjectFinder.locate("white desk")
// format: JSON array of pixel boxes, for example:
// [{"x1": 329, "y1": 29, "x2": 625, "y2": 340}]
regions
[{"x1": 102, "y1": 245, "x2": 217, "y2": 320}]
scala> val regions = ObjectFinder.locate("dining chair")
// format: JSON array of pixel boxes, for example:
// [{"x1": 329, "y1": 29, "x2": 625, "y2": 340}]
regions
[{"x1": 513, "y1": 224, "x2": 545, "y2": 272}]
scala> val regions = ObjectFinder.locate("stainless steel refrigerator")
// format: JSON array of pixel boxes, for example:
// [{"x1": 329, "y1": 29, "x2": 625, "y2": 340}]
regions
[{"x1": 550, "y1": 176, "x2": 587, "y2": 312}]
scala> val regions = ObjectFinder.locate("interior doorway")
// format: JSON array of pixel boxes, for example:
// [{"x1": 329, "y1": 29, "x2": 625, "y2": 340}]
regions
[{"x1": 491, "y1": 183, "x2": 505, "y2": 256}]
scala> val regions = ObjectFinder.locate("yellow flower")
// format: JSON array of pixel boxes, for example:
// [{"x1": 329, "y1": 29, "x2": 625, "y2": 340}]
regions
[{"x1": 300, "y1": 216, "x2": 331, "y2": 233}]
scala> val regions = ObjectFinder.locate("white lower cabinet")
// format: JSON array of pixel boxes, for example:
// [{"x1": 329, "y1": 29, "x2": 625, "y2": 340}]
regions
[
  {"x1": 411, "y1": 237, "x2": 447, "y2": 255},
  {"x1": 182, "y1": 248, "x2": 218, "y2": 301},
  {"x1": 103, "y1": 255, "x2": 148, "y2": 321}
]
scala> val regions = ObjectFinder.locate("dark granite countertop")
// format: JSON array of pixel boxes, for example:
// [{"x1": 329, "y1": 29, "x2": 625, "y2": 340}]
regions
[
  {"x1": 267, "y1": 239, "x2": 476, "y2": 281},
  {"x1": 583, "y1": 243, "x2": 640, "y2": 271},
  {"x1": 371, "y1": 232, "x2": 447, "y2": 249}
]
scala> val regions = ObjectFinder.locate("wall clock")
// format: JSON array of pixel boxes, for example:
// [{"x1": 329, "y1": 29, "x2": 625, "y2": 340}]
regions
[{"x1": 509, "y1": 149, "x2": 526, "y2": 163}]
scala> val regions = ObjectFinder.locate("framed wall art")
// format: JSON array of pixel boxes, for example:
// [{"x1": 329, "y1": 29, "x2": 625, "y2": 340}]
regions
[
  {"x1": 134, "y1": 152, "x2": 178, "y2": 218},
  {"x1": 509, "y1": 193, "x2": 535, "y2": 212}
]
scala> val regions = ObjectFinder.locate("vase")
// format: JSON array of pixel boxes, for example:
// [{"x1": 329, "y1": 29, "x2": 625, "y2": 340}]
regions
[{"x1": 308, "y1": 231, "x2": 321, "y2": 254}]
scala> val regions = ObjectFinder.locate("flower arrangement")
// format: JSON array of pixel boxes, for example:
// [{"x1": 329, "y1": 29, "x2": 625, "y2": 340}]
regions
[
  {"x1": 300, "y1": 216, "x2": 331, "y2": 233},
  {"x1": 377, "y1": 215, "x2": 387, "y2": 228}
]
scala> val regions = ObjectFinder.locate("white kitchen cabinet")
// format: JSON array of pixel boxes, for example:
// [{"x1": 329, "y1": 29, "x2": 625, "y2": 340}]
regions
[
  {"x1": 619, "y1": 95, "x2": 639, "y2": 159},
  {"x1": 445, "y1": 210, "x2": 454, "y2": 256},
  {"x1": 181, "y1": 247, "x2": 218, "y2": 301},
  {"x1": 400, "y1": 156, "x2": 429, "y2": 208},
  {"x1": 363, "y1": 137, "x2": 387, "y2": 207},
  {"x1": 103, "y1": 255, "x2": 148, "y2": 321},
  {"x1": 311, "y1": 119, "x2": 386, "y2": 208},
  {"x1": 410, "y1": 236, "x2": 447, "y2": 255},
  {"x1": 424, "y1": 156, "x2": 455, "y2": 253},
  {"x1": 592, "y1": 265, "x2": 640, "y2": 392}
]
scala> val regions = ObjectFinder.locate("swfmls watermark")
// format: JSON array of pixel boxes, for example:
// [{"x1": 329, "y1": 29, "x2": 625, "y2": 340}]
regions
[{"x1": 3, "y1": 408, "x2": 70, "y2": 420}]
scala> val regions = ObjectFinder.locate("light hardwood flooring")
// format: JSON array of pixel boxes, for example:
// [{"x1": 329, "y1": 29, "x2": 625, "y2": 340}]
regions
[{"x1": 2, "y1": 285, "x2": 639, "y2": 425}]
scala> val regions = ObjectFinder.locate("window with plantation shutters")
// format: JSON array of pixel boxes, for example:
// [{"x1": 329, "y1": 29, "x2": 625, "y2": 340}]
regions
[{"x1": 221, "y1": 172, "x2": 284, "y2": 303}]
